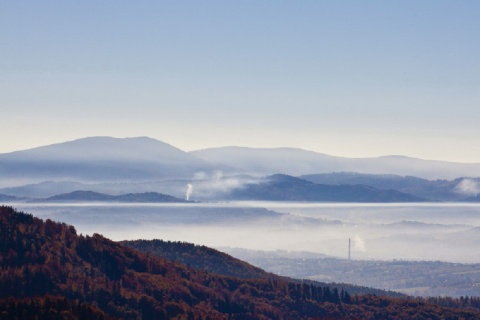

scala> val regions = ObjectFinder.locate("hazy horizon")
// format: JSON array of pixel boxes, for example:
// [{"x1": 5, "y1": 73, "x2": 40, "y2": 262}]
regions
[
  {"x1": 2, "y1": 135, "x2": 480, "y2": 165},
  {"x1": 2, "y1": 2, "x2": 480, "y2": 163}
]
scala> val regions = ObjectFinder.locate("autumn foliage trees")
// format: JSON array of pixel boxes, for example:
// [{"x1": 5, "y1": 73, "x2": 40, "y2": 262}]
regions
[
  {"x1": 1, "y1": 205, "x2": 479, "y2": 319},
  {"x1": 0, "y1": 296, "x2": 110, "y2": 320}
]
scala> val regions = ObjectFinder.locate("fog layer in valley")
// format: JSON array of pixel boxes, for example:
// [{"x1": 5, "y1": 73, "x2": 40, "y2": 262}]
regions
[{"x1": 13, "y1": 202, "x2": 480, "y2": 264}]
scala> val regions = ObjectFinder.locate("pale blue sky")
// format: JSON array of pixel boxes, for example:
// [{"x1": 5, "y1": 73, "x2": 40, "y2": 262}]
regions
[{"x1": 1, "y1": 1, "x2": 480, "y2": 162}]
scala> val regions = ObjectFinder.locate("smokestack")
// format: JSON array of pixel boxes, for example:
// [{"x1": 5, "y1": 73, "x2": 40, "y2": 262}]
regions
[
  {"x1": 348, "y1": 238, "x2": 351, "y2": 260},
  {"x1": 185, "y1": 184, "x2": 193, "y2": 201}
]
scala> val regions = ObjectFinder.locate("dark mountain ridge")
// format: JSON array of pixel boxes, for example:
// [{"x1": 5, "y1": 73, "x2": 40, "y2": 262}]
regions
[
  {"x1": 0, "y1": 193, "x2": 18, "y2": 202},
  {"x1": 301, "y1": 172, "x2": 479, "y2": 201},
  {"x1": 37, "y1": 190, "x2": 188, "y2": 203},
  {"x1": 227, "y1": 174, "x2": 427, "y2": 202},
  {"x1": 5, "y1": 173, "x2": 477, "y2": 203}
]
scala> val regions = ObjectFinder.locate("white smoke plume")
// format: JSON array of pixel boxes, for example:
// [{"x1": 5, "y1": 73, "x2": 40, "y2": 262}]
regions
[
  {"x1": 455, "y1": 179, "x2": 480, "y2": 196},
  {"x1": 188, "y1": 171, "x2": 260, "y2": 200},
  {"x1": 185, "y1": 184, "x2": 194, "y2": 201},
  {"x1": 353, "y1": 235, "x2": 366, "y2": 252}
]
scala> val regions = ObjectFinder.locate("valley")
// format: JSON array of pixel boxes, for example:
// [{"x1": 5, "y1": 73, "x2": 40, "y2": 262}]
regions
[{"x1": 222, "y1": 248, "x2": 480, "y2": 297}]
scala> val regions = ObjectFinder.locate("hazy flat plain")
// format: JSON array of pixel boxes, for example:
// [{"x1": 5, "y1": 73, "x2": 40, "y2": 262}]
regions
[{"x1": 12, "y1": 202, "x2": 480, "y2": 263}]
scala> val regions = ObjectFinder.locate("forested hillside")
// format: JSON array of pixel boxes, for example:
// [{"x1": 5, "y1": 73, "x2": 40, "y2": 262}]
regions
[
  {"x1": 121, "y1": 239, "x2": 271, "y2": 280},
  {"x1": 1, "y1": 206, "x2": 479, "y2": 319},
  {"x1": 122, "y1": 240, "x2": 406, "y2": 298}
]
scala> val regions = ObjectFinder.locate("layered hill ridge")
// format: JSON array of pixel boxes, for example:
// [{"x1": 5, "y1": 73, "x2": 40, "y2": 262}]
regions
[
  {"x1": 21, "y1": 177, "x2": 425, "y2": 203},
  {"x1": 2, "y1": 206, "x2": 480, "y2": 318},
  {"x1": 2, "y1": 136, "x2": 480, "y2": 201},
  {"x1": 2, "y1": 136, "x2": 480, "y2": 186}
]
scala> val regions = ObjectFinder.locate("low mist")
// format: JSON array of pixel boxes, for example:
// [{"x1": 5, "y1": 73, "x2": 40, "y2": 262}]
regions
[{"x1": 13, "y1": 202, "x2": 480, "y2": 263}]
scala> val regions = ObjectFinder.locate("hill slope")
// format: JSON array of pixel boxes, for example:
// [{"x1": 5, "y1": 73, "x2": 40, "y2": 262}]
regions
[
  {"x1": 2, "y1": 206, "x2": 479, "y2": 318},
  {"x1": 0, "y1": 136, "x2": 214, "y2": 185},
  {"x1": 121, "y1": 239, "x2": 406, "y2": 298},
  {"x1": 121, "y1": 239, "x2": 271, "y2": 280}
]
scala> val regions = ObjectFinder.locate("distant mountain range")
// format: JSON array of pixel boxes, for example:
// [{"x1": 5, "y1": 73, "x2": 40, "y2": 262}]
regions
[
  {"x1": 191, "y1": 146, "x2": 480, "y2": 180},
  {"x1": 0, "y1": 136, "x2": 217, "y2": 185},
  {"x1": 1, "y1": 136, "x2": 480, "y2": 202}
]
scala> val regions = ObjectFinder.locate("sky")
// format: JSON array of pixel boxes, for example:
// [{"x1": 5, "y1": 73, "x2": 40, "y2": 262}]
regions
[{"x1": 1, "y1": 1, "x2": 480, "y2": 162}]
